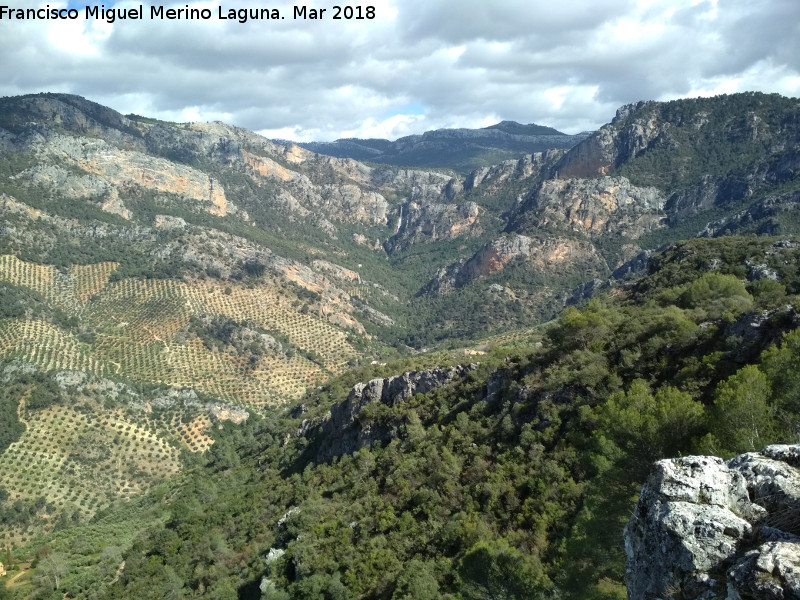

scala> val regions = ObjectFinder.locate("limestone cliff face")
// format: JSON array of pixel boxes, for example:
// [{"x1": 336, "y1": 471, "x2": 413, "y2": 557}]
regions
[
  {"x1": 385, "y1": 200, "x2": 481, "y2": 253},
  {"x1": 3, "y1": 95, "x2": 474, "y2": 246},
  {"x1": 9, "y1": 94, "x2": 146, "y2": 151},
  {"x1": 377, "y1": 169, "x2": 486, "y2": 253},
  {"x1": 11, "y1": 125, "x2": 233, "y2": 218},
  {"x1": 625, "y1": 445, "x2": 800, "y2": 600},
  {"x1": 147, "y1": 115, "x2": 479, "y2": 243},
  {"x1": 420, "y1": 234, "x2": 605, "y2": 295},
  {"x1": 553, "y1": 101, "x2": 661, "y2": 179},
  {"x1": 552, "y1": 94, "x2": 800, "y2": 226},
  {"x1": 314, "y1": 365, "x2": 476, "y2": 462},
  {"x1": 512, "y1": 176, "x2": 666, "y2": 239},
  {"x1": 1, "y1": 94, "x2": 502, "y2": 257},
  {"x1": 464, "y1": 151, "x2": 560, "y2": 190}
]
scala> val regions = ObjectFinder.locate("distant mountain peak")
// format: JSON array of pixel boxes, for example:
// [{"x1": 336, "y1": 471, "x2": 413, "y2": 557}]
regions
[
  {"x1": 291, "y1": 121, "x2": 589, "y2": 173},
  {"x1": 483, "y1": 121, "x2": 566, "y2": 136}
]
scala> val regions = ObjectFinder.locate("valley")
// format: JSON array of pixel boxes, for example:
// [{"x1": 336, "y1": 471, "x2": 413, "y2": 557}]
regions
[{"x1": 0, "y1": 90, "x2": 799, "y2": 599}]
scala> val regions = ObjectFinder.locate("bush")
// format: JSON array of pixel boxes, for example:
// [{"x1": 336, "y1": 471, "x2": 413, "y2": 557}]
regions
[{"x1": 679, "y1": 272, "x2": 753, "y2": 320}]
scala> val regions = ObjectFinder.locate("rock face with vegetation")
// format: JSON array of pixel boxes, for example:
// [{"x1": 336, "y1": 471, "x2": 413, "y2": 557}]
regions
[
  {"x1": 3, "y1": 91, "x2": 800, "y2": 599},
  {"x1": 626, "y1": 445, "x2": 800, "y2": 600},
  {"x1": 420, "y1": 233, "x2": 604, "y2": 295},
  {"x1": 513, "y1": 176, "x2": 666, "y2": 238},
  {"x1": 554, "y1": 94, "x2": 800, "y2": 224},
  {"x1": 315, "y1": 365, "x2": 476, "y2": 461}
]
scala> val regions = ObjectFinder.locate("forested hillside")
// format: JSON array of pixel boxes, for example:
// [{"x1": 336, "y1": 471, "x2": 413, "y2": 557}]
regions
[
  {"x1": 2, "y1": 235, "x2": 797, "y2": 599},
  {"x1": 1, "y1": 92, "x2": 800, "y2": 599}
]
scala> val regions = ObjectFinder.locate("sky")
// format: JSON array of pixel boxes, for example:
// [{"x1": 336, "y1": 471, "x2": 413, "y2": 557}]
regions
[{"x1": 1, "y1": 0, "x2": 799, "y2": 141}]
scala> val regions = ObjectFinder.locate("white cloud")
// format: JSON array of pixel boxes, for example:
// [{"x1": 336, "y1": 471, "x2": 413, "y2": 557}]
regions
[
  {"x1": 0, "y1": 0, "x2": 797, "y2": 140},
  {"x1": 342, "y1": 113, "x2": 427, "y2": 140}
]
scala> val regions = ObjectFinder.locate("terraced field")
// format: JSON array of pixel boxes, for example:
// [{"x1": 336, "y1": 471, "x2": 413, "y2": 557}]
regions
[
  {"x1": 0, "y1": 255, "x2": 367, "y2": 544},
  {"x1": 0, "y1": 254, "x2": 369, "y2": 544},
  {"x1": 0, "y1": 392, "x2": 182, "y2": 547},
  {"x1": 0, "y1": 319, "x2": 104, "y2": 374},
  {"x1": 0, "y1": 255, "x2": 363, "y2": 405}
]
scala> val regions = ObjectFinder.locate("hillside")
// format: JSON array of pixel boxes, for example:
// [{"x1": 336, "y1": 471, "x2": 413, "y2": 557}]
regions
[
  {"x1": 3, "y1": 234, "x2": 798, "y2": 599},
  {"x1": 0, "y1": 91, "x2": 800, "y2": 599}
]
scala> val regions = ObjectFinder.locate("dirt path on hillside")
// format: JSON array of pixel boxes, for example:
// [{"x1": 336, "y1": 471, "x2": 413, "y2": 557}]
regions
[
  {"x1": 16, "y1": 388, "x2": 30, "y2": 427},
  {"x1": 5, "y1": 563, "x2": 32, "y2": 589}
]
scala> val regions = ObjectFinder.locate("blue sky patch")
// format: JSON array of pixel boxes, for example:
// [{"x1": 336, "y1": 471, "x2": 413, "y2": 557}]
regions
[
  {"x1": 68, "y1": 1, "x2": 114, "y2": 11},
  {"x1": 386, "y1": 103, "x2": 425, "y2": 118}
]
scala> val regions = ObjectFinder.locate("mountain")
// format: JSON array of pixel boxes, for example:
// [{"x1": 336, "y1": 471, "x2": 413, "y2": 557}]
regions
[
  {"x1": 13, "y1": 233, "x2": 798, "y2": 600},
  {"x1": 1, "y1": 91, "x2": 800, "y2": 599},
  {"x1": 290, "y1": 121, "x2": 591, "y2": 174}
]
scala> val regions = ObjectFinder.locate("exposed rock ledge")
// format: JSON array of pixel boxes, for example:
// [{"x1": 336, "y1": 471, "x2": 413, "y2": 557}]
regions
[
  {"x1": 625, "y1": 445, "x2": 800, "y2": 599},
  {"x1": 314, "y1": 365, "x2": 475, "y2": 462}
]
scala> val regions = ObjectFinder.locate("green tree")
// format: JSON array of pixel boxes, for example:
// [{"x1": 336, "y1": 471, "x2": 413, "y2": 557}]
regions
[
  {"x1": 679, "y1": 272, "x2": 752, "y2": 320},
  {"x1": 459, "y1": 540, "x2": 549, "y2": 599},
  {"x1": 546, "y1": 302, "x2": 613, "y2": 353},
  {"x1": 761, "y1": 329, "x2": 800, "y2": 434},
  {"x1": 749, "y1": 278, "x2": 786, "y2": 310},
  {"x1": 598, "y1": 380, "x2": 704, "y2": 475},
  {"x1": 711, "y1": 365, "x2": 773, "y2": 453},
  {"x1": 392, "y1": 559, "x2": 440, "y2": 600}
]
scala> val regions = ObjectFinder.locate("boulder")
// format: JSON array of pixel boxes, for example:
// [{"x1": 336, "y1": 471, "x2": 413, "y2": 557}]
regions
[{"x1": 625, "y1": 446, "x2": 800, "y2": 599}]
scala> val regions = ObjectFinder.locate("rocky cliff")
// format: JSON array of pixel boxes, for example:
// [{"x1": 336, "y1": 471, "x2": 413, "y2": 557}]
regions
[
  {"x1": 625, "y1": 445, "x2": 800, "y2": 599},
  {"x1": 512, "y1": 176, "x2": 666, "y2": 239},
  {"x1": 0, "y1": 93, "x2": 488, "y2": 253},
  {"x1": 553, "y1": 101, "x2": 660, "y2": 180},
  {"x1": 313, "y1": 365, "x2": 475, "y2": 462},
  {"x1": 420, "y1": 233, "x2": 605, "y2": 295},
  {"x1": 551, "y1": 93, "x2": 800, "y2": 225}
]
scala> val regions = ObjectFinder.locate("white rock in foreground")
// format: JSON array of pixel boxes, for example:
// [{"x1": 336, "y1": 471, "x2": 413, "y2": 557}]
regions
[{"x1": 625, "y1": 446, "x2": 800, "y2": 599}]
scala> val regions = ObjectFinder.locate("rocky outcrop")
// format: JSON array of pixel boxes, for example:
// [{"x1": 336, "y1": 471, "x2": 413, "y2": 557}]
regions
[
  {"x1": 512, "y1": 176, "x2": 666, "y2": 239},
  {"x1": 565, "y1": 278, "x2": 610, "y2": 307},
  {"x1": 701, "y1": 190, "x2": 800, "y2": 238},
  {"x1": 4, "y1": 93, "x2": 528, "y2": 260},
  {"x1": 6, "y1": 94, "x2": 146, "y2": 150},
  {"x1": 385, "y1": 200, "x2": 481, "y2": 253},
  {"x1": 666, "y1": 150, "x2": 800, "y2": 225},
  {"x1": 311, "y1": 260, "x2": 361, "y2": 284},
  {"x1": 1, "y1": 94, "x2": 469, "y2": 246},
  {"x1": 551, "y1": 101, "x2": 659, "y2": 179},
  {"x1": 553, "y1": 94, "x2": 800, "y2": 228},
  {"x1": 315, "y1": 365, "x2": 475, "y2": 462},
  {"x1": 420, "y1": 234, "x2": 605, "y2": 295},
  {"x1": 352, "y1": 233, "x2": 383, "y2": 251},
  {"x1": 10, "y1": 127, "x2": 233, "y2": 218},
  {"x1": 625, "y1": 445, "x2": 800, "y2": 600},
  {"x1": 464, "y1": 150, "x2": 563, "y2": 191}
]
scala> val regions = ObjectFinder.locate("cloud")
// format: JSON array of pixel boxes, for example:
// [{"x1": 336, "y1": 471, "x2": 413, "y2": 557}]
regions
[{"x1": 0, "y1": 0, "x2": 798, "y2": 140}]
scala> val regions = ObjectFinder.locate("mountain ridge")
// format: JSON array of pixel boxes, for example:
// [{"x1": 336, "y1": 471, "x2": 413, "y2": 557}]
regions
[
  {"x1": 286, "y1": 120, "x2": 591, "y2": 174},
  {"x1": 1, "y1": 90, "x2": 800, "y2": 599}
]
